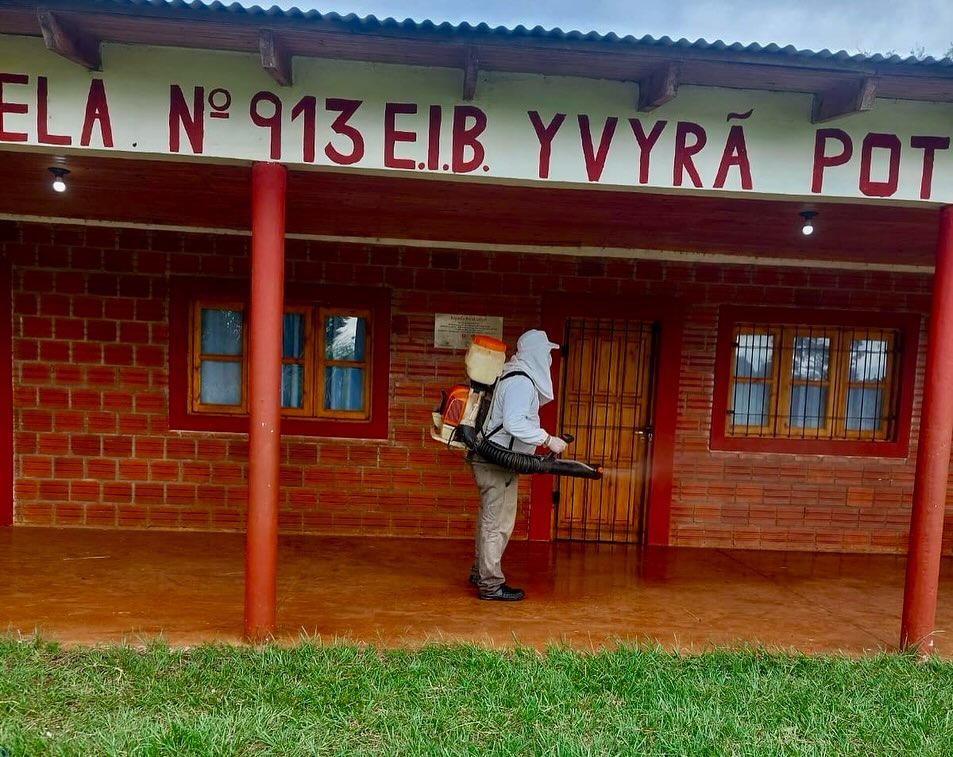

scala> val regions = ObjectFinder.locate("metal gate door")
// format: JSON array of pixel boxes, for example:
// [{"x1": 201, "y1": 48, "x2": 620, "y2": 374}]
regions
[{"x1": 554, "y1": 318, "x2": 658, "y2": 543}]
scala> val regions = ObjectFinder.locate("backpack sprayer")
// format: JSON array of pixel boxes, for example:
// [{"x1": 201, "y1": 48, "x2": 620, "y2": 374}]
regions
[{"x1": 430, "y1": 335, "x2": 603, "y2": 480}]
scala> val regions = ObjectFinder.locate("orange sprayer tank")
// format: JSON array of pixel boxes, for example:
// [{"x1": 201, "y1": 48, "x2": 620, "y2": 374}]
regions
[
  {"x1": 465, "y1": 335, "x2": 507, "y2": 386},
  {"x1": 431, "y1": 335, "x2": 508, "y2": 449},
  {"x1": 430, "y1": 384, "x2": 472, "y2": 446}
]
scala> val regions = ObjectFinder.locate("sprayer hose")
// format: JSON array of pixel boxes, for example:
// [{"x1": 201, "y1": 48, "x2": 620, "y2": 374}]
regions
[
  {"x1": 455, "y1": 425, "x2": 602, "y2": 480},
  {"x1": 476, "y1": 437, "x2": 551, "y2": 474}
]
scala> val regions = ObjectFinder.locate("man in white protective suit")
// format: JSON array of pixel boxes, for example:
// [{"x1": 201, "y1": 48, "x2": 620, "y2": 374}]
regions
[{"x1": 468, "y1": 329, "x2": 571, "y2": 601}]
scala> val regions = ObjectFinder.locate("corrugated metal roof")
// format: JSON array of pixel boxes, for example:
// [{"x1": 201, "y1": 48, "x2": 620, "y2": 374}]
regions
[{"x1": 62, "y1": 0, "x2": 953, "y2": 68}]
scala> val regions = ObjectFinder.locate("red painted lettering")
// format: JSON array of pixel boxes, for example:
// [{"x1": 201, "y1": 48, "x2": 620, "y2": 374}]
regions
[
  {"x1": 811, "y1": 128, "x2": 852, "y2": 193},
  {"x1": 208, "y1": 88, "x2": 231, "y2": 119},
  {"x1": 325, "y1": 98, "x2": 364, "y2": 165},
  {"x1": 0, "y1": 73, "x2": 29, "y2": 143},
  {"x1": 250, "y1": 91, "x2": 282, "y2": 160},
  {"x1": 80, "y1": 79, "x2": 113, "y2": 148},
  {"x1": 911, "y1": 135, "x2": 951, "y2": 200},
  {"x1": 673, "y1": 121, "x2": 706, "y2": 187},
  {"x1": 291, "y1": 95, "x2": 316, "y2": 163},
  {"x1": 858, "y1": 132, "x2": 901, "y2": 197},
  {"x1": 427, "y1": 104, "x2": 441, "y2": 171},
  {"x1": 528, "y1": 111, "x2": 566, "y2": 179},
  {"x1": 451, "y1": 105, "x2": 486, "y2": 173},
  {"x1": 169, "y1": 85, "x2": 205, "y2": 154},
  {"x1": 713, "y1": 125, "x2": 752, "y2": 190},
  {"x1": 37, "y1": 76, "x2": 71, "y2": 146},
  {"x1": 628, "y1": 119, "x2": 666, "y2": 185},
  {"x1": 384, "y1": 102, "x2": 417, "y2": 169},
  {"x1": 578, "y1": 115, "x2": 617, "y2": 182}
]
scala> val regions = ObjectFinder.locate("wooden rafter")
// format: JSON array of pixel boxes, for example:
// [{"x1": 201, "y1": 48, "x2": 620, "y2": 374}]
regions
[
  {"x1": 812, "y1": 78, "x2": 878, "y2": 123},
  {"x1": 37, "y1": 10, "x2": 101, "y2": 70},
  {"x1": 637, "y1": 62, "x2": 680, "y2": 112},
  {"x1": 259, "y1": 29, "x2": 292, "y2": 87},
  {"x1": 462, "y1": 46, "x2": 479, "y2": 101}
]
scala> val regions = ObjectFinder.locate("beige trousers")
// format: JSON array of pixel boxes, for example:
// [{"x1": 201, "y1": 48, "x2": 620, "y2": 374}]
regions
[{"x1": 470, "y1": 458, "x2": 519, "y2": 594}]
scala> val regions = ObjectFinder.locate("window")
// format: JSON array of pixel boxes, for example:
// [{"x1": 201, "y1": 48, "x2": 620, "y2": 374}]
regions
[
  {"x1": 191, "y1": 301, "x2": 371, "y2": 420},
  {"x1": 193, "y1": 302, "x2": 246, "y2": 412},
  {"x1": 712, "y1": 308, "x2": 919, "y2": 456},
  {"x1": 170, "y1": 280, "x2": 390, "y2": 438}
]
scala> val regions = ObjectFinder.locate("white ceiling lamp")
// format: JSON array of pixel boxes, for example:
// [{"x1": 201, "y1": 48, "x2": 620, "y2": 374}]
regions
[
  {"x1": 48, "y1": 166, "x2": 70, "y2": 193},
  {"x1": 800, "y1": 210, "x2": 818, "y2": 236}
]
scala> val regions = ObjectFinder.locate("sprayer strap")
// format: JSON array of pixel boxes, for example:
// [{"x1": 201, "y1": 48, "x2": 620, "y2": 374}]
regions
[{"x1": 483, "y1": 370, "x2": 532, "y2": 446}]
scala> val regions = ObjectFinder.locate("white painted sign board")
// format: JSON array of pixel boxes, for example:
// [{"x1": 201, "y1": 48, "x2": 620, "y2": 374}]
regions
[{"x1": 2, "y1": 35, "x2": 952, "y2": 203}]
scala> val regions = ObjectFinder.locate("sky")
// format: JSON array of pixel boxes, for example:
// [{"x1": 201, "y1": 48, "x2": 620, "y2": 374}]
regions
[{"x1": 263, "y1": 0, "x2": 953, "y2": 59}]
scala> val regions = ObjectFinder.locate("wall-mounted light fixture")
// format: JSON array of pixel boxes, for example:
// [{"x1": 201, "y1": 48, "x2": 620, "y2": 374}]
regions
[
  {"x1": 800, "y1": 210, "x2": 817, "y2": 236},
  {"x1": 48, "y1": 166, "x2": 70, "y2": 193}
]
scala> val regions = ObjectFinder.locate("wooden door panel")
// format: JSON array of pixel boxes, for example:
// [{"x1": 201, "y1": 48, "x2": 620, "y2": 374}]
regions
[{"x1": 556, "y1": 319, "x2": 656, "y2": 543}]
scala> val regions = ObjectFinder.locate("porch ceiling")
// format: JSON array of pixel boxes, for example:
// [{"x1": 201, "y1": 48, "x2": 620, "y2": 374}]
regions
[{"x1": 0, "y1": 149, "x2": 941, "y2": 268}]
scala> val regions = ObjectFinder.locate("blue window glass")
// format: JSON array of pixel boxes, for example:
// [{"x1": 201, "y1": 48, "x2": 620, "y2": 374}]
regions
[
  {"x1": 734, "y1": 333, "x2": 772, "y2": 378},
  {"x1": 325, "y1": 367, "x2": 364, "y2": 411},
  {"x1": 201, "y1": 309, "x2": 242, "y2": 355},
  {"x1": 849, "y1": 340, "x2": 887, "y2": 381},
  {"x1": 790, "y1": 386, "x2": 827, "y2": 429},
  {"x1": 283, "y1": 313, "x2": 305, "y2": 358},
  {"x1": 791, "y1": 336, "x2": 829, "y2": 381},
  {"x1": 325, "y1": 316, "x2": 366, "y2": 361},
  {"x1": 846, "y1": 388, "x2": 883, "y2": 431},
  {"x1": 731, "y1": 382, "x2": 769, "y2": 427},
  {"x1": 200, "y1": 362, "x2": 242, "y2": 405},
  {"x1": 281, "y1": 364, "x2": 305, "y2": 409}
]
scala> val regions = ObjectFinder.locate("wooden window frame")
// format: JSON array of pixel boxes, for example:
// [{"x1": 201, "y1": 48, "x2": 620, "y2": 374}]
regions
[
  {"x1": 728, "y1": 326, "x2": 779, "y2": 437},
  {"x1": 190, "y1": 299, "x2": 248, "y2": 415},
  {"x1": 838, "y1": 332, "x2": 897, "y2": 440},
  {"x1": 170, "y1": 277, "x2": 391, "y2": 439},
  {"x1": 777, "y1": 327, "x2": 836, "y2": 439},
  {"x1": 279, "y1": 305, "x2": 315, "y2": 418},
  {"x1": 711, "y1": 306, "x2": 920, "y2": 457},
  {"x1": 317, "y1": 307, "x2": 372, "y2": 421}
]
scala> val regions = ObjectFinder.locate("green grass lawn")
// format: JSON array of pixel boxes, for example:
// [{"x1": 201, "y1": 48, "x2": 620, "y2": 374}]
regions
[{"x1": 2, "y1": 637, "x2": 952, "y2": 756}]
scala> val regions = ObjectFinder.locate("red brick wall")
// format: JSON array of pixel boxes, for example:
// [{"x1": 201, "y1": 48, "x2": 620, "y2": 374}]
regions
[
  {"x1": 6, "y1": 223, "x2": 547, "y2": 539},
  {"x1": 668, "y1": 270, "x2": 936, "y2": 553},
  {"x1": 4, "y1": 221, "x2": 949, "y2": 554}
]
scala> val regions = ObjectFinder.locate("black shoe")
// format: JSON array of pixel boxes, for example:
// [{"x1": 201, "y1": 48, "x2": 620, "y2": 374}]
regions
[
  {"x1": 479, "y1": 584, "x2": 525, "y2": 601},
  {"x1": 468, "y1": 573, "x2": 479, "y2": 586}
]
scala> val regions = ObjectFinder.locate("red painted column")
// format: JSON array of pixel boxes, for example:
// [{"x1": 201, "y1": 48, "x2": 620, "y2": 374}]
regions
[
  {"x1": 0, "y1": 254, "x2": 11, "y2": 527},
  {"x1": 901, "y1": 205, "x2": 953, "y2": 653},
  {"x1": 244, "y1": 162, "x2": 287, "y2": 642}
]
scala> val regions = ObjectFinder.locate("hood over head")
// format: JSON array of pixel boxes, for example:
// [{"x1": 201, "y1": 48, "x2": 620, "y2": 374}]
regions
[{"x1": 504, "y1": 329, "x2": 560, "y2": 403}]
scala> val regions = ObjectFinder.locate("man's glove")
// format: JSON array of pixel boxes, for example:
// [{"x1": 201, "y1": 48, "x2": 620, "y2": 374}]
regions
[{"x1": 545, "y1": 434, "x2": 568, "y2": 454}]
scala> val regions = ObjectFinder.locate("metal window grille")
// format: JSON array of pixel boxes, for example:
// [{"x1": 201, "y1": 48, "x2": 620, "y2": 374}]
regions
[{"x1": 727, "y1": 323, "x2": 901, "y2": 442}]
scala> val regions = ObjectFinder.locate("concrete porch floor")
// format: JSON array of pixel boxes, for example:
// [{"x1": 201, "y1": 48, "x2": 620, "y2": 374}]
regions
[{"x1": 1, "y1": 527, "x2": 950, "y2": 656}]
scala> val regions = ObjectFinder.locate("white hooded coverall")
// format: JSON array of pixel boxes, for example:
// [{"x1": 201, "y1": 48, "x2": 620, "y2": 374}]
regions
[{"x1": 470, "y1": 329, "x2": 559, "y2": 595}]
